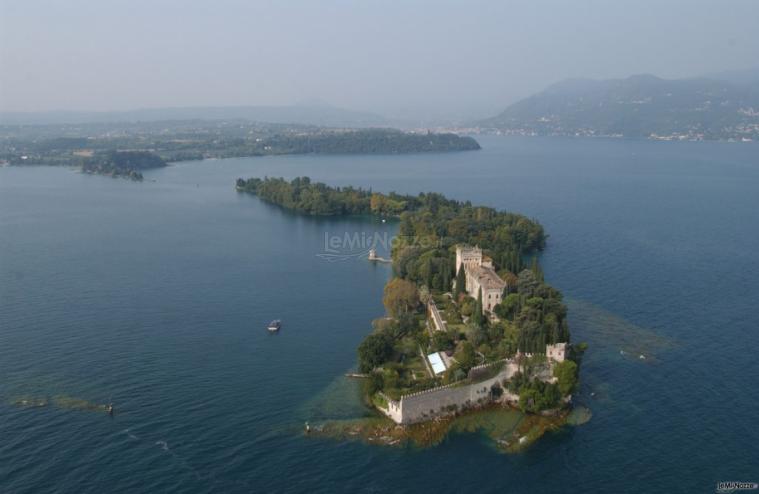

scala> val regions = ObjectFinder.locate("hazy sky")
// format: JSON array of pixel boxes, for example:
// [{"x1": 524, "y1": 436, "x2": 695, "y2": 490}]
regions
[{"x1": 1, "y1": 0, "x2": 758, "y2": 119}]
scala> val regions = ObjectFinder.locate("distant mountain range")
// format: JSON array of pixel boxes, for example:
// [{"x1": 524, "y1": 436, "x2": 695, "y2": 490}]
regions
[
  {"x1": 479, "y1": 72, "x2": 759, "y2": 140},
  {"x1": 0, "y1": 104, "x2": 388, "y2": 128}
]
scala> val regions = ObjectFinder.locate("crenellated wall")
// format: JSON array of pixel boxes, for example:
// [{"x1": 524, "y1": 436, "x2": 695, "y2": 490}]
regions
[
  {"x1": 377, "y1": 345, "x2": 568, "y2": 424},
  {"x1": 378, "y1": 361, "x2": 520, "y2": 424}
]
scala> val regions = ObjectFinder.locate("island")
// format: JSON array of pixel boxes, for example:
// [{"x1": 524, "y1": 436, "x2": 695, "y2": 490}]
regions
[
  {"x1": 0, "y1": 121, "x2": 480, "y2": 180},
  {"x1": 237, "y1": 176, "x2": 584, "y2": 450},
  {"x1": 81, "y1": 150, "x2": 166, "y2": 181}
]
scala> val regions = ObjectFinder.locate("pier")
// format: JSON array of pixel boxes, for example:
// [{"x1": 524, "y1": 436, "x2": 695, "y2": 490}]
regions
[
  {"x1": 368, "y1": 248, "x2": 392, "y2": 263},
  {"x1": 345, "y1": 373, "x2": 369, "y2": 379}
]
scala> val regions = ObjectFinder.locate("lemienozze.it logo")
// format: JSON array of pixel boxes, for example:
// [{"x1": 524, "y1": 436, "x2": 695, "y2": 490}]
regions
[
  {"x1": 317, "y1": 231, "x2": 391, "y2": 262},
  {"x1": 716, "y1": 481, "x2": 758, "y2": 493},
  {"x1": 316, "y1": 231, "x2": 441, "y2": 262}
]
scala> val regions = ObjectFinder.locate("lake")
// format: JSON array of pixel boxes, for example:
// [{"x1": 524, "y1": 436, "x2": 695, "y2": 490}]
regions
[{"x1": 1, "y1": 136, "x2": 757, "y2": 493}]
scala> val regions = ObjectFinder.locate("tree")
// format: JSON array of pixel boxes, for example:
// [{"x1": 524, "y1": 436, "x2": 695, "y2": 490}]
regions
[
  {"x1": 507, "y1": 371, "x2": 525, "y2": 394},
  {"x1": 501, "y1": 272, "x2": 519, "y2": 294},
  {"x1": 454, "y1": 264, "x2": 466, "y2": 298},
  {"x1": 382, "y1": 278, "x2": 419, "y2": 317},
  {"x1": 530, "y1": 256, "x2": 544, "y2": 282},
  {"x1": 553, "y1": 360, "x2": 578, "y2": 396},
  {"x1": 473, "y1": 287, "x2": 484, "y2": 327},
  {"x1": 431, "y1": 331, "x2": 454, "y2": 352},
  {"x1": 418, "y1": 284, "x2": 431, "y2": 305},
  {"x1": 459, "y1": 296, "x2": 475, "y2": 317},
  {"x1": 487, "y1": 321, "x2": 504, "y2": 344},
  {"x1": 357, "y1": 333, "x2": 393, "y2": 373},
  {"x1": 519, "y1": 387, "x2": 542, "y2": 413},
  {"x1": 364, "y1": 371, "x2": 384, "y2": 395},
  {"x1": 370, "y1": 193, "x2": 385, "y2": 214},
  {"x1": 517, "y1": 379, "x2": 559, "y2": 413},
  {"x1": 495, "y1": 293, "x2": 521, "y2": 320},
  {"x1": 455, "y1": 341, "x2": 476, "y2": 372},
  {"x1": 491, "y1": 382, "x2": 504, "y2": 399},
  {"x1": 443, "y1": 364, "x2": 466, "y2": 384},
  {"x1": 396, "y1": 312, "x2": 418, "y2": 335},
  {"x1": 517, "y1": 269, "x2": 540, "y2": 297}
]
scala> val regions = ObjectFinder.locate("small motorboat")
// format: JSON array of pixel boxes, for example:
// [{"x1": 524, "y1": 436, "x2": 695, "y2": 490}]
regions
[{"x1": 267, "y1": 320, "x2": 281, "y2": 332}]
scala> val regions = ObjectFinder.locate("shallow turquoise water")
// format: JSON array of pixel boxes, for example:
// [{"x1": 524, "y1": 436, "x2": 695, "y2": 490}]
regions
[{"x1": 1, "y1": 136, "x2": 757, "y2": 493}]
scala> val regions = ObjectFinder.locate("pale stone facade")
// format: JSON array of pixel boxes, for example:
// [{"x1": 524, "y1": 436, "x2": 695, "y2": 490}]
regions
[
  {"x1": 455, "y1": 245, "x2": 483, "y2": 274},
  {"x1": 546, "y1": 342, "x2": 567, "y2": 363},
  {"x1": 455, "y1": 245, "x2": 507, "y2": 314}
]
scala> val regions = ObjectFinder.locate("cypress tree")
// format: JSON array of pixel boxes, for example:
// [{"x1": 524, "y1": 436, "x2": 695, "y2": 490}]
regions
[
  {"x1": 510, "y1": 249, "x2": 521, "y2": 273},
  {"x1": 531, "y1": 255, "x2": 544, "y2": 282},
  {"x1": 475, "y1": 287, "x2": 483, "y2": 327},
  {"x1": 425, "y1": 258, "x2": 433, "y2": 288},
  {"x1": 442, "y1": 259, "x2": 452, "y2": 291},
  {"x1": 455, "y1": 264, "x2": 466, "y2": 298}
]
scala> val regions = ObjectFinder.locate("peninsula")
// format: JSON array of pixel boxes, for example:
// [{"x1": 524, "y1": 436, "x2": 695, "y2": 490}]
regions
[{"x1": 237, "y1": 176, "x2": 582, "y2": 448}]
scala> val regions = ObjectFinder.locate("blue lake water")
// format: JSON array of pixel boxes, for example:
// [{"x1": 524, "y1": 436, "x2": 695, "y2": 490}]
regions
[{"x1": 1, "y1": 136, "x2": 758, "y2": 493}]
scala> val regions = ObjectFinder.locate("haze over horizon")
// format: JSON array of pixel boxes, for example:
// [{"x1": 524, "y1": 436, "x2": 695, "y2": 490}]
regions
[{"x1": 1, "y1": 0, "x2": 758, "y2": 121}]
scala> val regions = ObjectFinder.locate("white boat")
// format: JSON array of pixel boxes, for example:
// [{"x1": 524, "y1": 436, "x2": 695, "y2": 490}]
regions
[{"x1": 267, "y1": 320, "x2": 281, "y2": 332}]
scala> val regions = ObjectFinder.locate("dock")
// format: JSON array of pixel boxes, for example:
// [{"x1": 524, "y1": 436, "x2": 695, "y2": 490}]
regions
[
  {"x1": 345, "y1": 373, "x2": 369, "y2": 379},
  {"x1": 368, "y1": 248, "x2": 392, "y2": 263}
]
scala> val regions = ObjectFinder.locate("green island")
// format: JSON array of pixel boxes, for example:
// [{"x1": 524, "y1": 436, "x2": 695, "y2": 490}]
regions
[
  {"x1": 237, "y1": 176, "x2": 587, "y2": 451},
  {"x1": 81, "y1": 150, "x2": 166, "y2": 181},
  {"x1": 0, "y1": 121, "x2": 480, "y2": 180}
]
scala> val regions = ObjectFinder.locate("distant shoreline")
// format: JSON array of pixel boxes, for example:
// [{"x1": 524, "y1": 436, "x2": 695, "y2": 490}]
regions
[
  {"x1": 1, "y1": 123, "x2": 480, "y2": 181},
  {"x1": 441, "y1": 128, "x2": 757, "y2": 143}
]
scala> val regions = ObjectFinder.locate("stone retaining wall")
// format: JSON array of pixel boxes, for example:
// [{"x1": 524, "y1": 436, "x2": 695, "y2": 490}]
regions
[
  {"x1": 427, "y1": 301, "x2": 446, "y2": 333},
  {"x1": 379, "y1": 360, "x2": 521, "y2": 424}
]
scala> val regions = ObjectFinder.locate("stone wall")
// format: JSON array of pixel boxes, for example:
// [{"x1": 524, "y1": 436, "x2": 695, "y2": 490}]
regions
[
  {"x1": 377, "y1": 347, "x2": 567, "y2": 425},
  {"x1": 427, "y1": 301, "x2": 446, "y2": 333},
  {"x1": 379, "y1": 392, "x2": 403, "y2": 423},
  {"x1": 379, "y1": 361, "x2": 521, "y2": 425}
]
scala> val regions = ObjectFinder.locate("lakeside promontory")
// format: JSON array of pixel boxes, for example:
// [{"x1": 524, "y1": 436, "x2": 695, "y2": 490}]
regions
[
  {"x1": 237, "y1": 176, "x2": 583, "y2": 450},
  {"x1": 0, "y1": 121, "x2": 480, "y2": 180}
]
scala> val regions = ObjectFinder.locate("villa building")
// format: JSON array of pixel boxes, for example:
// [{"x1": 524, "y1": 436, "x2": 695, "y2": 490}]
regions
[{"x1": 455, "y1": 245, "x2": 508, "y2": 314}]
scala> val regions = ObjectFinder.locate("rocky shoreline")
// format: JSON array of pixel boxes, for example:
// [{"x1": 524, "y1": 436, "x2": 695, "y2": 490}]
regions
[{"x1": 307, "y1": 403, "x2": 589, "y2": 453}]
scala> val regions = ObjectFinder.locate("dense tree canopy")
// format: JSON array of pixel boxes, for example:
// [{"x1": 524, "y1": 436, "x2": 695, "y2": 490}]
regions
[
  {"x1": 553, "y1": 360, "x2": 578, "y2": 396},
  {"x1": 3, "y1": 122, "x2": 480, "y2": 168},
  {"x1": 382, "y1": 278, "x2": 420, "y2": 317},
  {"x1": 81, "y1": 151, "x2": 165, "y2": 181},
  {"x1": 357, "y1": 332, "x2": 394, "y2": 373},
  {"x1": 237, "y1": 176, "x2": 547, "y2": 257}
]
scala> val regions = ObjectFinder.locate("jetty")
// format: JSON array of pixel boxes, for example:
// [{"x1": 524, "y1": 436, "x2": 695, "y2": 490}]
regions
[
  {"x1": 368, "y1": 248, "x2": 392, "y2": 263},
  {"x1": 345, "y1": 373, "x2": 369, "y2": 379}
]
